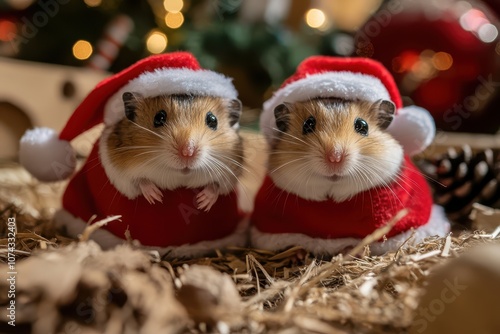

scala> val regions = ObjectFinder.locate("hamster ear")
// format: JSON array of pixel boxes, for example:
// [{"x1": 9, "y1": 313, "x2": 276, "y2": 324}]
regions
[
  {"x1": 372, "y1": 99, "x2": 395, "y2": 130},
  {"x1": 274, "y1": 103, "x2": 290, "y2": 133},
  {"x1": 122, "y1": 92, "x2": 142, "y2": 121},
  {"x1": 228, "y1": 99, "x2": 242, "y2": 128}
]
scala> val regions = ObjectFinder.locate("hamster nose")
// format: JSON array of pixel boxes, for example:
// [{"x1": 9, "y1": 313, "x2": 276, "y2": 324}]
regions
[
  {"x1": 326, "y1": 148, "x2": 346, "y2": 164},
  {"x1": 179, "y1": 140, "x2": 198, "y2": 158}
]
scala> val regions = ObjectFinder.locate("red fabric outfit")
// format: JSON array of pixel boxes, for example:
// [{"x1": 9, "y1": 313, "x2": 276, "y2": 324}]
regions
[
  {"x1": 62, "y1": 141, "x2": 244, "y2": 247},
  {"x1": 251, "y1": 157, "x2": 432, "y2": 240}
]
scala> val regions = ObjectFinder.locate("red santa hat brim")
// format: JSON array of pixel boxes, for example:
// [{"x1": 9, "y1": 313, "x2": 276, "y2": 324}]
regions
[
  {"x1": 260, "y1": 70, "x2": 391, "y2": 142},
  {"x1": 260, "y1": 56, "x2": 436, "y2": 156},
  {"x1": 104, "y1": 67, "x2": 238, "y2": 125}
]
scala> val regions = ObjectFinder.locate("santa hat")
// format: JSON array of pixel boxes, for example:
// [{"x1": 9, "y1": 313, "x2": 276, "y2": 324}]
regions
[
  {"x1": 260, "y1": 56, "x2": 435, "y2": 156},
  {"x1": 19, "y1": 52, "x2": 238, "y2": 182}
]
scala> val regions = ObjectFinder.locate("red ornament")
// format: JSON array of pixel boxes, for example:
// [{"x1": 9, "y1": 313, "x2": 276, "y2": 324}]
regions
[{"x1": 356, "y1": 0, "x2": 500, "y2": 133}]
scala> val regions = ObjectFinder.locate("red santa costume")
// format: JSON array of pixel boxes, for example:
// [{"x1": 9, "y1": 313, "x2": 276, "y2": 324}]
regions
[
  {"x1": 252, "y1": 56, "x2": 450, "y2": 255},
  {"x1": 19, "y1": 52, "x2": 247, "y2": 257}
]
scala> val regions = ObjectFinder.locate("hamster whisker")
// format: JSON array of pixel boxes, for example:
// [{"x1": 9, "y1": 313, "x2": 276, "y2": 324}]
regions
[
  {"x1": 360, "y1": 155, "x2": 404, "y2": 167},
  {"x1": 216, "y1": 154, "x2": 254, "y2": 177},
  {"x1": 296, "y1": 161, "x2": 319, "y2": 200},
  {"x1": 279, "y1": 161, "x2": 316, "y2": 212},
  {"x1": 271, "y1": 159, "x2": 309, "y2": 191},
  {"x1": 394, "y1": 173, "x2": 427, "y2": 194},
  {"x1": 204, "y1": 155, "x2": 233, "y2": 181},
  {"x1": 348, "y1": 164, "x2": 366, "y2": 196},
  {"x1": 349, "y1": 164, "x2": 376, "y2": 212},
  {"x1": 129, "y1": 121, "x2": 166, "y2": 140},
  {"x1": 211, "y1": 157, "x2": 253, "y2": 203},
  {"x1": 109, "y1": 145, "x2": 159, "y2": 152},
  {"x1": 269, "y1": 157, "x2": 311, "y2": 175},
  {"x1": 361, "y1": 156, "x2": 428, "y2": 192},
  {"x1": 200, "y1": 159, "x2": 218, "y2": 188},
  {"x1": 272, "y1": 128, "x2": 309, "y2": 145},
  {"x1": 206, "y1": 156, "x2": 241, "y2": 193},
  {"x1": 210, "y1": 156, "x2": 240, "y2": 184},
  {"x1": 351, "y1": 164, "x2": 373, "y2": 194},
  {"x1": 366, "y1": 157, "x2": 432, "y2": 192},
  {"x1": 356, "y1": 162, "x2": 407, "y2": 207},
  {"x1": 131, "y1": 150, "x2": 169, "y2": 158},
  {"x1": 203, "y1": 143, "x2": 247, "y2": 161},
  {"x1": 204, "y1": 130, "x2": 235, "y2": 143},
  {"x1": 271, "y1": 136, "x2": 307, "y2": 147},
  {"x1": 206, "y1": 157, "x2": 229, "y2": 188},
  {"x1": 208, "y1": 145, "x2": 247, "y2": 161},
  {"x1": 215, "y1": 153, "x2": 245, "y2": 167},
  {"x1": 135, "y1": 154, "x2": 167, "y2": 172},
  {"x1": 82, "y1": 155, "x2": 106, "y2": 174}
]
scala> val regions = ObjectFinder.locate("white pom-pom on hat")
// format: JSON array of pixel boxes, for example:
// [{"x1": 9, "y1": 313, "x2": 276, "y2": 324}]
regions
[
  {"x1": 19, "y1": 127, "x2": 76, "y2": 182},
  {"x1": 387, "y1": 105, "x2": 436, "y2": 156}
]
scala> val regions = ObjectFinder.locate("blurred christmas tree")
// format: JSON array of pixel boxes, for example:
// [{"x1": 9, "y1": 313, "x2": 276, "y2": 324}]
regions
[
  {"x1": 0, "y1": 0, "x2": 155, "y2": 71},
  {"x1": 0, "y1": 0, "x2": 381, "y2": 108},
  {"x1": 4, "y1": 0, "x2": 500, "y2": 131}
]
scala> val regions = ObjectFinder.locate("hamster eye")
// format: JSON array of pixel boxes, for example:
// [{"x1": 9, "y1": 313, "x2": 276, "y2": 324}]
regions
[
  {"x1": 206, "y1": 111, "x2": 218, "y2": 130},
  {"x1": 154, "y1": 110, "x2": 167, "y2": 128},
  {"x1": 302, "y1": 116, "x2": 316, "y2": 135},
  {"x1": 354, "y1": 117, "x2": 369, "y2": 136}
]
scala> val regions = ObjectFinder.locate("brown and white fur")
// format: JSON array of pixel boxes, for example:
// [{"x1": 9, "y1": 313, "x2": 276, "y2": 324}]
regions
[
  {"x1": 269, "y1": 98, "x2": 403, "y2": 202},
  {"x1": 99, "y1": 93, "x2": 244, "y2": 211}
]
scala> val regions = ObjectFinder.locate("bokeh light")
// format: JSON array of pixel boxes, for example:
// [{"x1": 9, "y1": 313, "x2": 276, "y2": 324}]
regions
[
  {"x1": 0, "y1": 20, "x2": 17, "y2": 42},
  {"x1": 432, "y1": 52, "x2": 453, "y2": 71},
  {"x1": 163, "y1": 0, "x2": 183, "y2": 13},
  {"x1": 72, "y1": 40, "x2": 93, "y2": 60},
  {"x1": 84, "y1": 0, "x2": 102, "y2": 7},
  {"x1": 305, "y1": 9, "x2": 326, "y2": 29},
  {"x1": 146, "y1": 30, "x2": 167, "y2": 54},
  {"x1": 478, "y1": 23, "x2": 498, "y2": 43},
  {"x1": 5, "y1": 0, "x2": 34, "y2": 10},
  {"x1": 165, "y1": 12, "x2": 184, "y2": 29}
]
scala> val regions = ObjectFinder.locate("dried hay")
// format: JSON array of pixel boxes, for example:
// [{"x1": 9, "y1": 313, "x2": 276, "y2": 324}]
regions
[{"x1": 0, "y1": 164, "x2": 499, "y2": 334}]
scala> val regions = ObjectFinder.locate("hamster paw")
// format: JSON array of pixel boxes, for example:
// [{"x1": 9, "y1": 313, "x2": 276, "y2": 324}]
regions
[
  {"x1": 196, "y1": 184, "x2": 219, "y2": 212},
  {"x1": 139, "y1": 180, "x2": 163, "y2": 205}
]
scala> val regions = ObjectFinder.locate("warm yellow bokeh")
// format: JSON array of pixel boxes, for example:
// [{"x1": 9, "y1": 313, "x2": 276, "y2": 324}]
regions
[
  {"x1": 72, "y1": 40, "x2": 93, "y2": 60},
  {"x1": 305, "y1": 9, "x2": 326, "y2": 29},
  {"x1": 146, "y1": 31, "x2": 168, "y2": 54},
  {"x1": 163, "y1": 0, "x2": 183, "y2": 13},
  {"x1": 165, "y1": 12, "x2": 184, "y2": 29}
]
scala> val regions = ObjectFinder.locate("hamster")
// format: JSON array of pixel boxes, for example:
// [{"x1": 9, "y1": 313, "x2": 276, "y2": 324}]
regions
[
  {"x1": 99, "y1": 93, "x2": 244, "y2": 211},
  {"x1": 268, "y1": 98, "x2": 403, "y2": 202}
]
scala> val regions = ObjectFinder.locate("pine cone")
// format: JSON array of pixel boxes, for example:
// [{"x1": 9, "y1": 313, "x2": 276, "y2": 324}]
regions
[{"x1": 419, "y1": 146, "x2": 500, "y2": 224}]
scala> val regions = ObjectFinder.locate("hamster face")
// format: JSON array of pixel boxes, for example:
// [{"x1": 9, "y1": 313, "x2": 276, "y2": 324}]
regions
[
  {"x1": 268, "y1": 98, "x2": 404, "y2": 202},
  {"x1": 103, "y1": 94, "x2": 243, "y2": 196}
]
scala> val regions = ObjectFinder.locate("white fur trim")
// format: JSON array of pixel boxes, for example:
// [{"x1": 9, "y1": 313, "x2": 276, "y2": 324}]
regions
[
  {"x1": 250, "y1": 205, "x2": 450, "y2": 256},
  {"x1": 260, "y1": 71, "x2": 391, "y2": 143},
  {"x1": 104, "y1": 68, "x2": 238, "y2": 126},
  {"x1": 387, "y1": 106, "x2": 436, "y2": 156},
  {"x1": 19, "y1": 127, "x2": 76, "y2": 182},
  {"x1": 54, "y1": 209, "x2": 249, "y2": 259}
]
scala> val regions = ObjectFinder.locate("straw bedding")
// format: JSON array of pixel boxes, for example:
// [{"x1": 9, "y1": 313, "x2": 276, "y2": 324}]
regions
[{"x1": 0, "y1": 140, "x2": 499, "y2": 334}]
